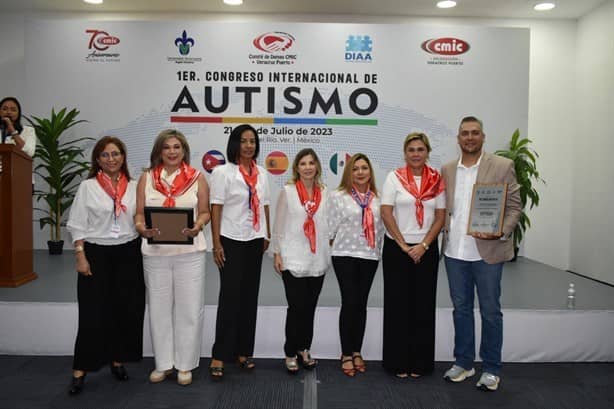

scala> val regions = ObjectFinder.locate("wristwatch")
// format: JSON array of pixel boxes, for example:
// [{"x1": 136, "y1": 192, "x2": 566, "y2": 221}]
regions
[
  {"x1": 10, "y1": 130, "x2": 19, "y2": 136},
  {"x1": 421, "y1": 242, "x2": 429, "y2": 250},
  {"x1": 74, "y1": 245, "x2": 84, "y2": 253}
]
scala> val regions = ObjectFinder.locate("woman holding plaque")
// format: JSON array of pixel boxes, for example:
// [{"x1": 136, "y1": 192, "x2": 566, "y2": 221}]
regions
[
  {"x1": 0, "y1": 97, "x2": 36, "y2": 157},
  {"x1": 209, "y1": 124, "x2": 271, "y2": 380},
  {"x1": 329, "y1": 153, "x2": 383, "y2": 376},
  {"x1": 272, "y1": 148, "x2": 330, "y2": 374},
  {"x1": 380, "y1": 132, "x2": 445, "y2": 378},
  {"x1": 66, "y1": 136, "x2": 145, "y2": 395},
  {"x1": 135, "y1": 129, "x2": 210, "y2": 386}
]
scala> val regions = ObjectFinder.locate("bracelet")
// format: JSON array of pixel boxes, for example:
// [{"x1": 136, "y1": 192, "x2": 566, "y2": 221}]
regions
[
  {"x1": 74, "y1": 245, "x2": 84, "y2": 253},
  {"x1": 10, "y1": 130, "x2": 19, "y2": 136},
  {"x1": 135, "y1": 221, "x2": 144, "y2": 226},
  {"x1": 212, "y1": 248, "x2": 223, "y2": 253},
  {"x1": 421, "y1": 242, "x2": 429, "y2": 250}
]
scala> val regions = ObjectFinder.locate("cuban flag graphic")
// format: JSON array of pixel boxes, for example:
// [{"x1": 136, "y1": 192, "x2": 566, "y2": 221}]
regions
[
  {"x1": 202, "y1": 150, "x2": 226, "y2": 173},
  {"x1": 329, "y1": 152, "x2": 352, "y2": 175}
]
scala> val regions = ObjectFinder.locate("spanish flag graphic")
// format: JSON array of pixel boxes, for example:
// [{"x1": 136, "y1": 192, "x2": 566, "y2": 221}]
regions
[{"x1": 265, "y1": 151, "x2": 289, "y2": 175}]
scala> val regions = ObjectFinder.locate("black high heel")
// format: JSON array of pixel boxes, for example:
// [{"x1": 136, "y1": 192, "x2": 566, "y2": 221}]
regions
[
  {"x1": 68, "y1": 374, "x2": 86, "y2": 395},
  {"x1": 297, "y1": 350, "x2": 317, "y2": 370},
  {"x1": 110, "y1": 364, "x2": 129, "y2": 381}
]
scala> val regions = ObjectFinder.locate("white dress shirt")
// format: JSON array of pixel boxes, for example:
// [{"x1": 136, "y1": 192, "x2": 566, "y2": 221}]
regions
[
  {"x1": 444, "y1": 155, "x2": 482, "y2": 261},
  {"x1": 67, "y1": 178, "x2": 138, "y2": 245},
  {"x1": 329, "y1": 189, "x2": 383, "y2": 260},
  {"x1": 381, "y1": 171, "x2": 446, "y2": 243},
  {"x1": 271, "y1": 184, "x2": 331, "y2": 277},
  {"x1": 209, "y1": 163, "x2": 270, "y2": 241},
  {"x1": 3, "y1": 125, "x2": 36, "y2": 157}
]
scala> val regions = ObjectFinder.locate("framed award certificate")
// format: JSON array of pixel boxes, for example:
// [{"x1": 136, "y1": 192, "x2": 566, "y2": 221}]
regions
[
  {"x1": 467, "y1": 184, "x2": 508, "y2": 235},
  {"x1": 144, "y1": 206, "x2": 194, "y2": 245}
]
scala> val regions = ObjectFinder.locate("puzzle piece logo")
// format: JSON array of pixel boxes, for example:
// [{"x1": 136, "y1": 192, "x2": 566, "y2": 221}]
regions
[{"x1": 345, "y1": 35, "x2": 373, "y2": 63}]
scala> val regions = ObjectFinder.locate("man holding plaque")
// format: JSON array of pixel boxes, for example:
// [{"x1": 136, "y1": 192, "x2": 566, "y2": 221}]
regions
[{"x1": 441, "y1": 116, "x2": 521, "y2": 391}]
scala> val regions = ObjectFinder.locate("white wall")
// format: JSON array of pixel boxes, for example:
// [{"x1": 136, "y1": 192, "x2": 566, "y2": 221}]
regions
[
  {"x1": 571, "y1": 0, "x2": 614, "y2": 284},
  {"x1": 1, "y1": 11, "x2": 578, "y2": 274}
]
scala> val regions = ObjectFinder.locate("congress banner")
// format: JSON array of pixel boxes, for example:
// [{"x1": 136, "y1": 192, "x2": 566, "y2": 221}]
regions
[{"x1": 24, "y1": 20, "x2": 529, "y2": 239}]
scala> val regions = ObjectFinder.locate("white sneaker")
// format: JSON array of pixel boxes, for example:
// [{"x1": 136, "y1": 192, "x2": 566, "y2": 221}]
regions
[
  {"x1": 476, "y1": 372, "x2": 500, "y2": 391},
  {"x1": 443, "y1": 365, "x2": 476, "y2": 382},
  {"x1": 177, "y1": 370, "x2": 192, "y2": 386},
  {"x1": 149, "y1": 369, "x2": 173, "y2": 383}
]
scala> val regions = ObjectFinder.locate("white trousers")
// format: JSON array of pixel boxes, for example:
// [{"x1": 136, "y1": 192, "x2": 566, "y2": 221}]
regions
[{"x1": 143, "y1": 251, "x2": 205, "y2": 371}]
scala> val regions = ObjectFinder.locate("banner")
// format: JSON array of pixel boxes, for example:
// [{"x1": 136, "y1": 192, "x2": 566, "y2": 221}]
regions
[{"x1": 24, "y1": 20, "x2": 529, "y2": 220}]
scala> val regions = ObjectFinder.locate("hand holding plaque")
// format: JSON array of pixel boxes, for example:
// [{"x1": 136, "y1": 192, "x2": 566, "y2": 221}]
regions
[
  {"x1": 144, "y1": 206, "x2": 195, "y2": 245},
  {"x1": 467, "y1": 184, "x2": 508, "y2": 236}
]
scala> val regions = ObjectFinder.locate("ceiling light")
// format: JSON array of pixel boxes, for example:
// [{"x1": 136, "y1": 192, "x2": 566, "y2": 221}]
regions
[
  {"x1": 83, "y1": 0, "x2": 103, "y2": 4},
  {"x1": 223, "y1": 0, "x2": 243, "y2": 5},
  {"x1": 437, "y1": 1, "x2": 457, "y2": 9},
  {"x1": 534, "y1": 2, "x2": 555, "y2": 11}
]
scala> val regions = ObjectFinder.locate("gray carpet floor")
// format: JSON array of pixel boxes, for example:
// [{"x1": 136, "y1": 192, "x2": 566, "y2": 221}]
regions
[{"x1": 0, "y1": 356, "x2": 612, "y2": 409}]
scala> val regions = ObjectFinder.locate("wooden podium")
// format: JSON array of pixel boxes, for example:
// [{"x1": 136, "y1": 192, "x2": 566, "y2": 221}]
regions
[{"x1": 0, "y1": 145, "x2": 37, "y2": 287}]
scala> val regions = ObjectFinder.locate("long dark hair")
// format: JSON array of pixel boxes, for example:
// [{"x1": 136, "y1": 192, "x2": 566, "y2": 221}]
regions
[
  {"x1": 0, "y1": 96, "x2": 24, "y2": 132},
  {"x1": 87, "y1": 136, "x2": 131, "y2": 179}
]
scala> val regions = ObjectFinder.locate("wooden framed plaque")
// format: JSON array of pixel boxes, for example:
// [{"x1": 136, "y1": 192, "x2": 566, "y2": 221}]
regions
[
  {"x1": 144, "y1": 206, "x2": 194, "y2": 245},
  {"x1": 467, "y1": 184, "x2": 508, "y2": 235}
]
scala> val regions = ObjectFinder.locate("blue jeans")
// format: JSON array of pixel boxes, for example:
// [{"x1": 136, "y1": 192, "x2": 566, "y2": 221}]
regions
[{"x1": 444, "y1": 256, "x2": 503, "y2": 375}]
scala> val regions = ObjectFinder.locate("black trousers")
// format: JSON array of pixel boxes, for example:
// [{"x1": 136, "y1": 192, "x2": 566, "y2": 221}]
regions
[
  {"x1": 281, "y1": 271, "x2": 324, "y2": 357},
  {"x1": 332, "y1": 256, "x2": 378, "y2": 356},
  {"x1": 73, "y1": 238, "x2": 145, "y2": 371},
  {"x1": 382, "y1": 235, "x2": 439, "y2": 375},
  {"x1": 212, "y1": 237, "x2": 263, "y2": 361}
]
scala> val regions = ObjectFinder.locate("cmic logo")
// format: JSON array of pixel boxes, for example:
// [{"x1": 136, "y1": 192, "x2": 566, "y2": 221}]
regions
[
  {"x1": 175, "y1": 30, "x2": 195, "y2": 56},
  {"x1": 86, "y1": 29, "x2": 120, "y2": 51},
  {"x1": 345, "y1": 35, "x2": 373, "y2": 62},
  {"x1": 421, "y1": 38, "x2": 470, "y2": 55},
  {"x1": 253, "y1": 32, "x2": 295, "y2": 53}
]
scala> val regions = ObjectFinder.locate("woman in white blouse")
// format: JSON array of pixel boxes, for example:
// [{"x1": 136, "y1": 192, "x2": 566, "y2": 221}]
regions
[
  {"x1": 329, "y1": 153, "x2": 383, "y2": 377},
  {"x1": 272, "y1": 148, "x2": 330, "y2": 374},
  {"x1": 66, "y1": 136, "x2": 145, "y2": 395},
  {"x1": 135, "y1": 129, "x2": 210, "y2": 386},
  {"x1": 209, "y1": 124, "x2": 271, "y2": 380},
  {"x1": 1, "y1": 97, "x2": 36, "y2": 157},
  {"x1": 380, "y1": 132, "x2": 445, "y2": 378}
]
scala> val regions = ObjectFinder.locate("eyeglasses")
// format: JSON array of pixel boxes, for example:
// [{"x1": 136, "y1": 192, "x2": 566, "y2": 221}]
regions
[{"x1": 99, "y1": 151, "x2": 122, "y2": 159}]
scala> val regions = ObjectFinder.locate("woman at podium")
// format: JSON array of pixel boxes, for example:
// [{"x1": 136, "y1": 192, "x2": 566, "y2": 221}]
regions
[
  {"x1": 66, "y1": 136, "x2": 145, "y2": 395},
  {"x1": 0, "y1": 97, "x2": 36, "y2": 156}
]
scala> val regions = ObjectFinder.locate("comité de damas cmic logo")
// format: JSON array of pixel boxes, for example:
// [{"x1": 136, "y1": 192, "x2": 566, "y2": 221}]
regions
[{"x1": 253, "y1": 32, "x2": 295, "y2": 53}]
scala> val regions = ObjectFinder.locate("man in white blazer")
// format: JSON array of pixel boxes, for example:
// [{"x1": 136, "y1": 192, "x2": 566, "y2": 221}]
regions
[{"x1": 441, "y1": 116, "x2": 521, "y2": 391}]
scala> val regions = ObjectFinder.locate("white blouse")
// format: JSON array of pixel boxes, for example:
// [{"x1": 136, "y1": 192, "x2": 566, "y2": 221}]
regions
[
  {"x1": 209, "y1": 163, "x2": 270, "y2": 241},
  {"x1": 381, "y1": 171, "x2": 446, "y2": 244},
  {"x1": 67, "y1": 178, "x2": 138, "y2": 246},
  {"x1": 329, "y1": 189, "x2": 383, "y2": 260},
  {"x1": 141, "y1": 168, "x2": 206, "y2": 256},
  {"x1": 3, "y1": 125, "x2": 36, "y2": 157},
  {"x1": 271, "y1": 184, "x2": 331, "y2": 278}
]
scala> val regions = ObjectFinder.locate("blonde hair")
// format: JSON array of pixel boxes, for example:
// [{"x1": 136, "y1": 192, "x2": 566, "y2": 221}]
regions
[
  {"x1": 288, "y1": 148, "x2": 323, "y2": 186},
  {"x1": 148, "y1": 129, "x2": 191, "y2": 169},
  {"x1": 337, "y1": 153, "x2": 378, "y2": 196},
  {"x1": 403, "y1": 132, "x2": 432, "y2": 153}
]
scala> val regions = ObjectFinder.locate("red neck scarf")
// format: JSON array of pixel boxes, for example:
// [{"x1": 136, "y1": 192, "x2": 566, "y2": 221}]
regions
[
  {"x1": 238, "y1": 161, "x2": 261, "y2": 231},
  {"x1": 394, "y1": 164, "x2": 445, "y2": 228},
  {"x1": 152, "y1": 162, "x2": 199, "y2": 208},
  {"x1": 296, "y1": 180, "x2": 322, "y2": 253},
  {"x1": 96, "y1": 170, "x2": 128, "y2": 217},
  {"x1": 350, "y1": 186, "x2": 376, "y2": 249}
]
